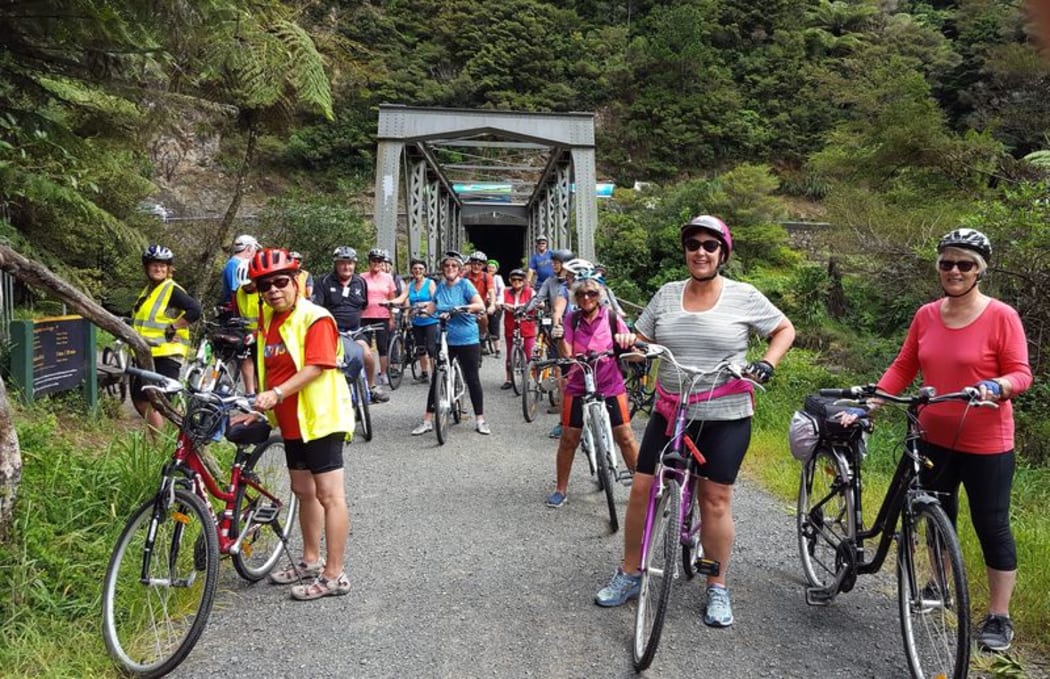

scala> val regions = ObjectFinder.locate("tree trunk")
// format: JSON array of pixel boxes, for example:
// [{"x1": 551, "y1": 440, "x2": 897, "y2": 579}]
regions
[
  {"x1": 192, "y1": 114, "x2": 259, "y2": 301},
  {"x1": 827, "y1": 257, "x2": 847, "y2": 320},
  {"x1": 0, "y1": 245, "x2": 182, "y2": 538}
]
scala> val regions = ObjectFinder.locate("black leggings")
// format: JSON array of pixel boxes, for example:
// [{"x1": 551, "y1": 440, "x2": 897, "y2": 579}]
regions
[
  {"x1": 919, "y1": 441, "x2": 1017, "y2": 571},
  {"x1": 426, "y1": 343, "x2": 484, "y2": 415}
]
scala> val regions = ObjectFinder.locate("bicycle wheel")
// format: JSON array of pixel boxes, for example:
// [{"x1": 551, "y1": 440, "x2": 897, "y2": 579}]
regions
[
  {"x1": 681, "y1": 481, "x2": 702, "y2": 580},
  {"x1": 581, "y1": 423, "x2": 598, "y2": 478},
  {"x1": 510, "y1": 344, "x2": 526, "y2": 396},
  {"x1": 353, "y1": 375, "x2": 372, "y2": 442},
  {"x1": 590, "y1": 412, "x2": 619, "y2": 533},
  {"x1": 387, "y1": 333, "x2": 404, "y2": 391},
  {"x1": 633, "y1": 478, "x2": 681, "y2": 672},
  {"x1": 897, "y1": 500, "x2": 970, "y2": 679},
  {"x1": 410, "y1": 343, "x2": 423, "y2": 381},
  {"x1": 231, "y1": 437, "x2": 300, "y2": 581},
  {"x1": 451, "y1": 359, "x2": 464, "y2": 424},
  {"x1": 102, "y1": 488, "x2": 219, "y2": 678},
  {"x1": 435, "y1": 367, "x2": 450, "y2": 445},
  {"x1": 522, "y1": 360, "x2": 541, "y2": 422},
  {"x1": 797, "y1": 447, "x2": 855, "y2": 592},
  {"x1": 102, "y1": 347, "x2": 128, "y2": 402}
]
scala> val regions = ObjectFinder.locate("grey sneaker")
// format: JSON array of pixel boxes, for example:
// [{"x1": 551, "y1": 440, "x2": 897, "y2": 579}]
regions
[
  {"x1": 976, "y1": 614, "x2": 1014, "y2": 652},
  {"x1": 476, "y1": 421, "x2": 491, "y2": 435},
  {"x1": 370, "y1": 384, "x2": 390, "y2": 403},
  {"x1": 704, "y1": 584, "x2": 734, "y2": 627},
  {"x1": 595, "y1": 568, "x2": 641, "y2": 607},
  {"x1": 411, "y1": 420, "x2": 433, "y2": 436}
]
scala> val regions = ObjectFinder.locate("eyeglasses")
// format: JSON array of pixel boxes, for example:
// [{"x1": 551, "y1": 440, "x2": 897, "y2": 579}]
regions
[
  {"x1": 510, "y1": 277, "x2": 525, "y2": 283},
  {"x1": 442, "y1": 262, "x2": 460, "y2": 269},
  {"x1": 256, "y1": 275, "x2": 293, "y2": 293},
  {"x1": 684, "y1": 238, "x2": 721, "y2": 253},
  {"x1": 938, "y1": 260, "x2": 977, "y2": 273},
  {"x1": 575, "y1": 290, "x2": 600, "y2": 300}
]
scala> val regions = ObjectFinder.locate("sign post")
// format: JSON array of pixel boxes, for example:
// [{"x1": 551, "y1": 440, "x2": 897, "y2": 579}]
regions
[{"x1": 9, "y1": 316, "x2": 98, "y2": 407}]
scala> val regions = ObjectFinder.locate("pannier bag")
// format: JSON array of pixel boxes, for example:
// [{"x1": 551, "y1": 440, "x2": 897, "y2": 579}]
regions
[{"x1": 787, "y1": 394, "x2": 865, "y2": 462}]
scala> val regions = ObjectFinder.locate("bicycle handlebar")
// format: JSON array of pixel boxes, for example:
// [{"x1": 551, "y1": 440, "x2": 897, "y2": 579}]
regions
[
  {"x1": 819, "y1": 385, "x2": 998, "y2": 409},
  {"x1": 640, "y1": 342, "x2": 763, "y2": 391}
]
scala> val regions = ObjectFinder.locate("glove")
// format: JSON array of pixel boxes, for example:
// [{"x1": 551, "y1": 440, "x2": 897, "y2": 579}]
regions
[
  {"x1": 164, "y1": 324, "x2": 177, "y2": 342},
  {"x1": 975, "y1": 379, "x2": 1002, "y2": 397},
  {"x1": 551, "y1": 324, "x2": 564, "y2": 339},
  {"x1": 745, "y1": 359, "x2": 774, "y2": 384}
]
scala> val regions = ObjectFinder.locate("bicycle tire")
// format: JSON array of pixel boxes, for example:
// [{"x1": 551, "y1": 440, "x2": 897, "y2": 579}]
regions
[
  {"x1": 354, "y1": 374, "x2": 372, "y2": 442},
  {"x1": 510, "y1": 344, "x2": 526, "y2": 396},
  {"x1": 581, "y1": 423, "x2": 598, "y2": 479},
  {"x1": 231, "y1": 437, "x2": 300, "y2": 581},
  {"x1": 590, "y1": 412, "x2": 619, "y2": 533},
  {"x1": 435, "y1": 366, "x2": 450, "y2": 445},
  {"x1": 681, "y1": 481, "x2": 702, "y2": 580},
  {"x1": 451, "y1": 359, "x2": 464, "y2": 425},
  {"x1": 797, "y1": 447, "x2": 855, "y2": 591},
  {"x1": 897, "y1": 500, "x2": 970, "y2": 679},
  {"x1": 633, "y1": 478, "x2": 681, "y2": 671},
  {"x1": 522, "y1": 360, "x2": 541, "y2": 422},
  {"x1": 387, "y1": 334, "x2": 404, "y2": 391},
  {"x1": 102, "y1": 488, "x2": 219, "y2": 678},
  {"x1": 101, "y1": 347, "x2": 128, "y2": 402}
]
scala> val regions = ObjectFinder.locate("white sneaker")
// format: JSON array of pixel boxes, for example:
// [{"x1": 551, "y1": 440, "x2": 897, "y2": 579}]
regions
[{"x1": 411, "y1": 421, "x2": 433, "y2": 435}]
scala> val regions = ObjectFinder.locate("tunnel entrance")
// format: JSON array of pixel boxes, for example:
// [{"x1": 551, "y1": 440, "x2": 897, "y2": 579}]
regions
[{"x1": 464, "y1": 224, "x2": 527, "y2": 280}]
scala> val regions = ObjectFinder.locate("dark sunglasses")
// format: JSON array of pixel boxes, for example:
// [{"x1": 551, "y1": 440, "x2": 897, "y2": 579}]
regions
[
  {"x1": 510, "y1": 277, "x2": 525, "y2": 282},
  {"x1": 684, "y1": 238, "x2": 721, "y2": 253},
  {"x1": 938, "y1": 260, "x2": 976, "y2": 273},
  {"x1": 575, "y1": 290, "x2": 600, "y2": 299},
  {"x1": 257, "y1": 275, "x2": 294, "y2": 293}
]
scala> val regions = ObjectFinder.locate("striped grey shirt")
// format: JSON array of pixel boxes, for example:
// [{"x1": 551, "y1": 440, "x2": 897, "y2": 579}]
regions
[{"x1": 635, "y1": 278, "x2": 785, "y2": 420}]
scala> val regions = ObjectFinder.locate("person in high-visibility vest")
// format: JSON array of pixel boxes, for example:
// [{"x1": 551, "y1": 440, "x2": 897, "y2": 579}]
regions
[{"x1": 130, "y1": 244, "x2": 201, "y2": 436}]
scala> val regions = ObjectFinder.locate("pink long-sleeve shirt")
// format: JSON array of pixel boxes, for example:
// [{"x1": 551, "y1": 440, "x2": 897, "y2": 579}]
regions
[{"x1": 877, "y1": 298, "x2": 1032, "y2": 454}]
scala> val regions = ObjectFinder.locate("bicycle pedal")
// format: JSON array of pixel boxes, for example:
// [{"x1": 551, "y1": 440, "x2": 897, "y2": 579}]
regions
[
  {"x1": 805, "y1": 587, "x2": 836, "y2": 607},
  {"x1": 251, "y1": 504, "x2": 280, "y2": 524},
  {"x1": 694, "y1": 558, "x2": 720, "y2": 577}
]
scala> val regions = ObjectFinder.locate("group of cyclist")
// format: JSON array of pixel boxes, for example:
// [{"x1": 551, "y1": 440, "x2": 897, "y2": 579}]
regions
[{"x1": 125, "y1": 219, "x2": 1031, "y2": 650}]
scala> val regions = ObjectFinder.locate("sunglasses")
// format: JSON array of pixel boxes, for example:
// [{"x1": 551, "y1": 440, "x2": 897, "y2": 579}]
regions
[
  {"x1": 684, "y1": 238, "x2": 721, "y2": 253},
  {"x1": 938, "y1": 260, "x2": 977, "y2": 273},
  {"x1": 575, "y1": 290, "x2": 600, "y2": 300},
  {"x1": 443, "y1": 262, "x2": 460, "y2": 269},
  {"x1": 510, "y1": 277, "x2": 525, "y2": 282},
  {"x1": 257, "y1": 275, "x2": 293, "y2": 293}
]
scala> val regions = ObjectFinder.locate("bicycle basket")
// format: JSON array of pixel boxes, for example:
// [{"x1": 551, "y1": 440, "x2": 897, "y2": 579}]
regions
[
  {"x1": 788, "y1": 410, "x2": 821, "y2": 462},
  {"x1": 803, "y1": 394, "x2": 860, "y2": 441},
  {"x1": 182, "y1": 396, "x2": 227, "y2": 447}
]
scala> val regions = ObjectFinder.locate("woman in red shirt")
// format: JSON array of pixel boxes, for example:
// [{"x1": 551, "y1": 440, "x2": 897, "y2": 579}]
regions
[
  {"x1": 874, "y1": 228, "x2": 1032, "y2": 652},
  {"x1": 499, "y1": 269, "x2": 536, "y2": 389}
]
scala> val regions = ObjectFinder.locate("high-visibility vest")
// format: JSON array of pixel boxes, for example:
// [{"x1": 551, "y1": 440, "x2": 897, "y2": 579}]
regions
[
  {"x1": 256, "y1": 299, "x2": 354, "y2": 442},
  {"x1": 132, "y1": 279, "x2": 190, "y2": 358},
  {"x1": 296, "y1": 270, "x2": 311, "y2": 299},
  {"x1": 235, "y1": 286, "x2": 261, "y2": 331}
]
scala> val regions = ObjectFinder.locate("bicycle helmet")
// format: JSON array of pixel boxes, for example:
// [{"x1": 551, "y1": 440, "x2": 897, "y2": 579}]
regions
[
  {"x1": 487, "y1": 259, "x2": 499, "y2": 269},
  {"x1": 680, "y1": 215, "x2": 733, "y2": 263},
  {"x1": 440, "y1": 250, "x2": 464, "y2": 267},
  {"x1": 142, "y1": 244, "x2": 174, "y2": 264},
  {"x1": 937, "y1": 228, "x2": 992, "y2": 263},
  {"x1": 409, "y1": 257, "x2": 427, "y2": 269},
  {"x1": 333, "y1": 246, "x2": 357, "y2": 262},
  {"x1": 368, "y1": 248, "x2": 386, "y2": 261},
  {"x1": 234, "y1": 260, "x2": 251, "y2": 288},
  {"x1": 535, "y1": 233, "x2": 548, "y2": 243},
  {"x1": 232, "y1": 234, "x2": 260, "y2": 253},
  {"x1": 468, "y1": 250, "x2": 487, "y2": 263},
  {"x1": 289, "y1": 250, "x2": 303, "y2": 262},
  {"x1": 248, "y1": 248, "x2": 299, "y2": 281},
  {"x1": 550, "y1": 248, "x2": 574, "y2": 263},
  {"x1": 508, "y1": 268, "x2": 527, "y2": 280},
  {"x1": 563, "y1": 258, "x2": 595, "y2": 277}
]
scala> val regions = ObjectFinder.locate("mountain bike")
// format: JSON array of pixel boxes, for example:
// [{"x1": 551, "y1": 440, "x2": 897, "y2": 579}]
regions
[
  {"x1": 796, "y1": 385, "x2": 991, "y2": 679},
  {"x1": 417, "y1": 307, "x2": 468, "y2": 445},
  {"x1": 522, "y1": 310, "x2": 558, "y2": 422},
  {"x1": 535, "y1": 348, "x2": 635, "y2": 533},
  {"x1": 631, "y1": 345, "x2": 762, "y2": 671},
  {"x1": 102, "y1": 366, "x2": 298, "y2": 678}
]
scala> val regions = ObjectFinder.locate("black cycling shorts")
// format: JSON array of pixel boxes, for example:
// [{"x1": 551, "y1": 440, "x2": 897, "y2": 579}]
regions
[
  {"x1": 635, "y1": 412, "x2": 751, "y2": 485},
  {"x1": 561, "y1": 393, "x2": 630, "y2": 430},
  {"x1": 283, "y1": 432, "x2": 345, "y2": 474},
  {"x1": 130, "y1": 356, "x2": 182, "y2": 402},
  {"x1": 360, "y1": 318, "x2": 391, "y2": 357}
]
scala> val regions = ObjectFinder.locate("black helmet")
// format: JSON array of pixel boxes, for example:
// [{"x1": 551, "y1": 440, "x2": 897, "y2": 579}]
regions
[
  {"x1": 508, "y1": 268, "x2": 527, "y2": 279},
  {"x1": 368, "y1": 248, "x2": 386, "y2": 261},
  {"x1": 142, "y1": 244, "x2": 174, "y2": 264},
  {"x1": 938, "y1": 228, "x2": 992, "y2": 262},
  {"x1": 550, "y1": 248, "x2": 574, "y2": 263},
  {"x1": 333, "y1": 246, "x2": 357, "y2": 261}
]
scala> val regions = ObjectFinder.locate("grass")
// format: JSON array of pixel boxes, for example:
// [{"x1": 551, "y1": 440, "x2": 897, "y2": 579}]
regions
[{"x1": 745, "y1": 349, "x2": 1050, "y2": 675}]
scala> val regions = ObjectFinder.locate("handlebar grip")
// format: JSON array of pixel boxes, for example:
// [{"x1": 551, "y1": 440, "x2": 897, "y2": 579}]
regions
[{"x1": 818, "y1": 388, "x2": 853, "y2": 398}]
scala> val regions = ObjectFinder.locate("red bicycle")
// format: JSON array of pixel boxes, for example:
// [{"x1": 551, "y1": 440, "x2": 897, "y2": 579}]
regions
[{"x1": 101, "y1": 366, "x2": 299, "y2": 678}]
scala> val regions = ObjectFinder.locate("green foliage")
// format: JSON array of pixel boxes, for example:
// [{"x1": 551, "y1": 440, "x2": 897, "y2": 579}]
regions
[{"x1": 260, "y1": 194, "x2": 374, "y2": 274}]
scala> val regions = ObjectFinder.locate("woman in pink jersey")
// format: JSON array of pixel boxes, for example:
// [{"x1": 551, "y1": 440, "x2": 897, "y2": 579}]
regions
[{"x1": 874, "y1": 228, "x2": 1032, "y2": 652}]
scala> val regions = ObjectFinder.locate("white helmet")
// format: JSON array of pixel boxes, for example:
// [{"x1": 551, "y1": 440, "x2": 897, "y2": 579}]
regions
[
  {"x1": 563, "y1": 258, "x2": 595, "y2": 277},
  {"x1": 235, "y1": 260, "x2": 252, "y2": 287}
]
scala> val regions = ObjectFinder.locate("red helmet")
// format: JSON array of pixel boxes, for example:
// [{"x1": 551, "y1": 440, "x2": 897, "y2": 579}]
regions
[
  {"x1": 248, "y1": 248, "x2": 299, "y2": 280},
  {"x1": 681, "y1": 215, "x2": 733, "y2": 263}
]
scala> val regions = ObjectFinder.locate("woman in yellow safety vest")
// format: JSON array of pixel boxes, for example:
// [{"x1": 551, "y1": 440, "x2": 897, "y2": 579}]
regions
[
  {"x1": 130, "y1": 244, "x2": 201, "y2": 437},
  {"x1": 239, "y1": 247, "x2": 355, "y2": 601}
]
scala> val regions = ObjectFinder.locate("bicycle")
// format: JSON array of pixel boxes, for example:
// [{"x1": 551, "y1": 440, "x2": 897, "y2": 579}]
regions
[
  {"x1": 339, "y1": 324, "x2": 386, "y2": 443},
  {"x1": 383, "y1": 303, "x2": 409, "y2": 391},
  {"x1": 796, "y1": 385, "x2": 991, "y2": 679},
  {"x1": 631, "y1": 344, "x2": 761, "y2": 671},
  {"x1": 522, "y1": 309, "x2": 559, "y2": 422},
  {"x1": 502, "y1": 304, "x2": 534, "y2": 396},
  {"x1": 533, "y1": 348, "x2": 635, "y2": 532},
  {"x1": 101, "y1": 366, "x2": 298, "y2": 678},
  {"x1": 100, "y1": 323, "x2": 132, "y2": 402},
  {"x1": 416, "y1": 306, "x2": 469, "y2": 445},
  {"x1": 623, "y1": 355, "x2": 657, "y2": 419},
  {"x1": 184, "y1": 317, "x2": 252, "y2": 394}
]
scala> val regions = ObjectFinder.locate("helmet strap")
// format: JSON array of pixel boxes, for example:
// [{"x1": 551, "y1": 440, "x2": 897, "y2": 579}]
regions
[
  {"x1": 689, "y1": 271, "x2": 720, "y2": 283},
  {"x1": 942, "y1": 280, "x2": 979, "y2": 298}
]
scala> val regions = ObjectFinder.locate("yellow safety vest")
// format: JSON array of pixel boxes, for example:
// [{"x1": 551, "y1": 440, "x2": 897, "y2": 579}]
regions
[
  {"x1": 235, "y1": 286, "x2": 261, "y2": 331},
  {"x1": 256, "y1": 299, "x2": 354, "y2": 442},
  {"x1": 296, "y1": 270, "x2": 311, "y2": 299},
  {"x1": 132, "y1": 279, "x2": 191, "y2": 358}
]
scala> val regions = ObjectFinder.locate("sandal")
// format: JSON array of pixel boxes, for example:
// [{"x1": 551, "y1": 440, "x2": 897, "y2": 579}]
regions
[
  {"x1": 269, "y1": 558, "x2": 324, "y2": 585},
  {"x1": 290, "y1": 572, "x2": 351, "y2": 600}
]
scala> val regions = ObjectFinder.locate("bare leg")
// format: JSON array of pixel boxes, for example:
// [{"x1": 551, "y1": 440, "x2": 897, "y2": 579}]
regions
[
  {"x1": 289, "y1": 469, "x2": 324, "y2": 565},
  {"x1": 621, "y1": 473, "x2": 655, "y2": 574},
  {"x1": 698, "y1": 478, "x2": 734, "y2": 588},
  {"x1": 612, "y1": 423, "x2": 638, "y2": 471},
  {"x1": 554, "y1": 427, "x2": 583, "y2": 494},
  {"x1": 313, "y1": 469, "x2": 349, "y2": 577},
  {"x1": 988, "y1": 567, "x2": 1016, "y2": 616}
]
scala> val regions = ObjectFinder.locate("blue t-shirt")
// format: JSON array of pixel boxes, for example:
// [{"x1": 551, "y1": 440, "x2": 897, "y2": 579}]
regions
[
  {"x1": 407, "y1": 278, "x2": 438, "y2": 327},
  {"x1": 221, "y1": 257, "x2": 242, "y2": 302},
  {"x1": 434, "y1": 278, "x2": 479, "y2": 346},
  {"x1": 529, "y1": 250, "x2": 554, "y2": 287}
]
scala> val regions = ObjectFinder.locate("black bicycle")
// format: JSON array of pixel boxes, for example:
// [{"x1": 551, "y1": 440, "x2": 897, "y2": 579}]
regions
[{"x1": 794, "y1": 384, "x2": 995, "y2": 679}]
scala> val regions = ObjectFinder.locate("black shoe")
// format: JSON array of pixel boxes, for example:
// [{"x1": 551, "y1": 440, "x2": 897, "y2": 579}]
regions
[
  {"x1": 500, "y1": 381, "x2": 513, "y2": 390},
  {"x1": 976, "y1": 614, "x2": 1014, "y2": 652}
]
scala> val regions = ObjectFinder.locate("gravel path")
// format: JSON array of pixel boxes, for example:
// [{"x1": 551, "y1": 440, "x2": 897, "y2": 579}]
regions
[{"x1": 171, "y1": 356, "x2": 934, "y2": 678}]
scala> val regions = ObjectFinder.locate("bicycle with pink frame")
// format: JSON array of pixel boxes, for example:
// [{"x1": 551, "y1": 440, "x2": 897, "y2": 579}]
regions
[{"x1": 631, "y1": 343, "x2": 762, "y2": 671}]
